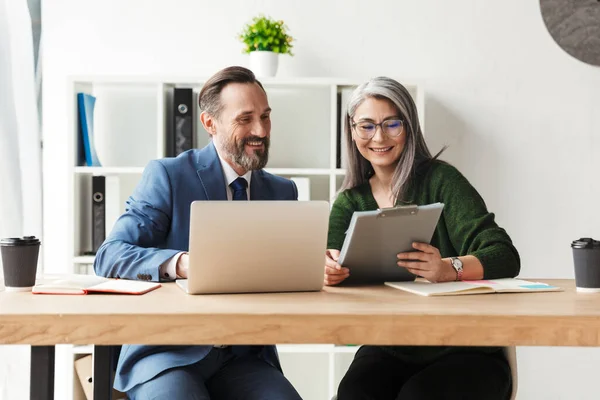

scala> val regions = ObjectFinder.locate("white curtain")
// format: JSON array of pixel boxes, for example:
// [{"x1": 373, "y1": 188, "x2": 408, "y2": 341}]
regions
[
  {"x1": 0, "y1": 0, "x2": 42, "y2": 244},
  {"x1": 0, "y1": 0, "x2": 43, "y2": 398}
]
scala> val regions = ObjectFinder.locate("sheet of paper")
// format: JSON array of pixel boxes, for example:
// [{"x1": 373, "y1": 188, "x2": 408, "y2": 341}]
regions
[{"x1": 385, "y1": 281, "x2": 492, "y2": 296}]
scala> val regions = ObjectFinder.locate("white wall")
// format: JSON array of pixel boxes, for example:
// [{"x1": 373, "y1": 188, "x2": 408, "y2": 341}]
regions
[{"x1": 42, "y1": 0, "x2": 600, "y2": 399}]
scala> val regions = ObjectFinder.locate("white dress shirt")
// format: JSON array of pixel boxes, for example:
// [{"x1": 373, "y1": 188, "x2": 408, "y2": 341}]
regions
[
  {"x1": 159, "y1": 152, "x2": 251, "y2": 280},
  {"x1": 218, "y1": 154, "x2": 252, "y2": 201}
]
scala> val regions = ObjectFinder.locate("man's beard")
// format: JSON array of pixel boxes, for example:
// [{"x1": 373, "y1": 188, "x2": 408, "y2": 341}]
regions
[{"x1": 221, "y1": 135, "x2": 270, "y2": 171}]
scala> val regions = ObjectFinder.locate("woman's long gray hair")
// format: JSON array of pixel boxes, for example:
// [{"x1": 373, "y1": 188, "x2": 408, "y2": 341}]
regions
[{"x1": 339, "y1": 77, "x2": 442, "y2": 202}]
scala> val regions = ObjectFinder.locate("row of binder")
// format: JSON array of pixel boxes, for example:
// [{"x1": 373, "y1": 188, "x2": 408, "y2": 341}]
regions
[
  {"x1": 77, "y1": 88, "x2": 196, "y2": 167},
  {"x1": 78, "y1": 87, "x2": 355, "y2": 168}
]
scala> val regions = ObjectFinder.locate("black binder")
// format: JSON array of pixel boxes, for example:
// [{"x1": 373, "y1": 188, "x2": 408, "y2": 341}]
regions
[
  {"x1": 168, "y1": 88, "x2": 194, "y2": 156},
  {"x1": 92, "y1": 176, "x2": 106, "y2": 253},
  {"x1": 336, "y1": 91, "x2": 342, "y2": 169}
]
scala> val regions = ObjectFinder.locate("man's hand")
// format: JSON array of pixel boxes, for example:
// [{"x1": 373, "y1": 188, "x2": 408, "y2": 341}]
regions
[
  {"x1": 324, "y1": 249, "x2": 349, "y2": 286},
  {"x1": 176, "y1": 253, "x2": 189, "y2": 279}
]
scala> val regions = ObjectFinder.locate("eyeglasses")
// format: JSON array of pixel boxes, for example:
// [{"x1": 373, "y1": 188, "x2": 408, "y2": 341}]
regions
[{"x1": 351, "y1": 119, "x2": 404, "y2": 140}]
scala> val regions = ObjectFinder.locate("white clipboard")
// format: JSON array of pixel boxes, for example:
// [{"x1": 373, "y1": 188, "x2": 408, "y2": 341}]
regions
[{"x1": 337, "y1": 203, "x2": 445, "y2": 284}]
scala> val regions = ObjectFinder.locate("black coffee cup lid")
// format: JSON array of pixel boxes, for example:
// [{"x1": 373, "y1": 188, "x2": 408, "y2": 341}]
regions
[
  {"x1": 0, "y1": 236, "x2": 41, "y2": 246},
  {"x1": 571, "y1": 238, "x2": 600, "y2": 249}
]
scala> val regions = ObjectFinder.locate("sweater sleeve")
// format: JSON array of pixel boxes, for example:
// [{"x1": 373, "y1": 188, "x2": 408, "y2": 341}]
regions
[
  {"x1": 434, "y1": 165, "x2": 521, "y2": 279},
  {"x1": 327, "y1": 191, "x2": 356, "y2": 250}
]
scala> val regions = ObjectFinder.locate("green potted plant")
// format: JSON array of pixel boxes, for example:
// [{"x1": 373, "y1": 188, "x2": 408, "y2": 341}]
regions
[{"x1": 239, "y1": 15, "x2": 294, "y2": 77}]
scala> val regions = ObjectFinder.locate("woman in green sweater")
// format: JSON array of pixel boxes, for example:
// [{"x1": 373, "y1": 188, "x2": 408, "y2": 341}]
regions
[{"x1": 326, "y1": 77, "x2": 520, "y2": 400}]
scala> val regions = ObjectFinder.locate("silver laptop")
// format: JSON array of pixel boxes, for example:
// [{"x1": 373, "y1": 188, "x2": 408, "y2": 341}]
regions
[{"x1": 177, "y1": 201, "x2": 329, "y2": 294}]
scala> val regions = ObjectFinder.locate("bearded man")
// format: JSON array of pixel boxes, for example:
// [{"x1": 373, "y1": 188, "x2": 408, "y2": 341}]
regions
[{"x1": 94, "y1": 66, "x2": 301, "y2": 400}]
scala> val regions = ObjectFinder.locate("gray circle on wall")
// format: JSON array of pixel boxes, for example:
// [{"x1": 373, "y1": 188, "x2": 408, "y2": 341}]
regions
[{"x1": 540, "y1": 0, "x2": 600, "y2": 66}]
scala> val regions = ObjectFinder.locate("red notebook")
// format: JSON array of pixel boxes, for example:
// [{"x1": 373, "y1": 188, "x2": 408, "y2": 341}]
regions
[{"x1": 32, "y1": 275, "x2": 161, "y2": 295}]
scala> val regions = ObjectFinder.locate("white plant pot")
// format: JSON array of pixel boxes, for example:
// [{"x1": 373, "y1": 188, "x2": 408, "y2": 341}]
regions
[{"x1": 249, "y1": 51, "x2": 279, "y2": 78}]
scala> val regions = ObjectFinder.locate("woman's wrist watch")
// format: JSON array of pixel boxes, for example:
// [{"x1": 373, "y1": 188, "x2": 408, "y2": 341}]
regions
[{"x1": 450, "y1": 257, "x2": 463, "y2": 281}]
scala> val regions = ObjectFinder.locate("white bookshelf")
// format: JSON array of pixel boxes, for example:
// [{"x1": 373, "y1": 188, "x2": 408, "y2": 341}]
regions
[
  {"x1": 71, "y1": 345, "x2": 94, "y2": 355},
  {"x1": 73, "y1": 166, "x2": 145, "y2": 175},
  {"x1": 72, "y1": 255, "x2": 95, "y2": 265},
  {"x1": 57, "y1": 75, "x2": 424, "y2": 400}
]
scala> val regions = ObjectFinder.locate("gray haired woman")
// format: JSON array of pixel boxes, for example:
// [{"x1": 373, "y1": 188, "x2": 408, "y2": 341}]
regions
[{"x1": 325, "y1": 77, "x2": 519, "y2": 399}]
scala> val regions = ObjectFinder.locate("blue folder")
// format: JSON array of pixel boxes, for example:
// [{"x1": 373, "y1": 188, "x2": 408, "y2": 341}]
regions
[{"x1": 77, "y1": 93, "x2": 102, "y2": 167}]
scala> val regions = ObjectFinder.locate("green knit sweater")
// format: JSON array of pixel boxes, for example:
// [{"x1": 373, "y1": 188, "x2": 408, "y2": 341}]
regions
[{"x1": 328, "y1": 160, "x2": 521, "y2": 363}]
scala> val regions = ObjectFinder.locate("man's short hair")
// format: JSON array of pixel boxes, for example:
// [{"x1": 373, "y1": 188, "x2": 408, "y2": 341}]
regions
[{"x1": 198, "y1": 66, "x2": 265, "y2": 118}]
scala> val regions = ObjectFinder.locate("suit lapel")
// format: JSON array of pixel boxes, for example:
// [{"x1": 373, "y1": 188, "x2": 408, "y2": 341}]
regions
[
  {"x1": 250, "y1": 170, "x2": 272, "y2": 200},
  {"x1": 196, "y1": 142, "x2": 228, "y2": 201}
]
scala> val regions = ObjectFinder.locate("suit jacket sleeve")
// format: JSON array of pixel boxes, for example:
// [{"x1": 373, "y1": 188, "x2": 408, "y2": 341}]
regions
[
  {"x1": 290, "y1": 179, "x2": 298, "y2": 200},
  {"x1": 94, "y1": 160, "x2": 179, "y2": 281}
]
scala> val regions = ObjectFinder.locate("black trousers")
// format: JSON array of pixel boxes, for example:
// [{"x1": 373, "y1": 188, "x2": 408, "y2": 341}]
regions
[{"x1": 337, "y1": 346, "x2": 511, "y2": 400}]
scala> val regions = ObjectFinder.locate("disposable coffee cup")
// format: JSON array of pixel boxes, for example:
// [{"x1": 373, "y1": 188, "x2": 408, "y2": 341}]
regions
[
  {"x1": 571, "y1": 238, "x2": 600, "y2": 293},
  {"x1": 0, "y1": 236, "x2": 41, "y2": 292}
]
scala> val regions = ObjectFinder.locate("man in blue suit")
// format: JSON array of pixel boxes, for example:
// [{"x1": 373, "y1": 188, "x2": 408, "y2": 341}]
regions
[{"x1": 94, "y1": 66, "x2": 302, "y2": 400}]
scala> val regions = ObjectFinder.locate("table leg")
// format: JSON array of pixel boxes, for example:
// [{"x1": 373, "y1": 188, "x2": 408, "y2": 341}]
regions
[
  {"x1": 93, "y1": 345, "x2": 113, "y2": 400},
  {"x1": 30, "y1": 345, "x2": 55, "y2": 400}
]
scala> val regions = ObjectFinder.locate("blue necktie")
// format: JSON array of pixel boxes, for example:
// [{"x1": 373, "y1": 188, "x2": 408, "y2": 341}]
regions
[{"x1": 230, "y1": 177, "x2": 248, "y2": 201}]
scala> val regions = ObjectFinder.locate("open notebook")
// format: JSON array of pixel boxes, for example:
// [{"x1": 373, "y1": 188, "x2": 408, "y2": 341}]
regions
[
  {"x1": 32, "y1": 275, "x2": 161, "y2": 295},
  {"x1": 385, "y1": 278, "x2": 562, "y2": 296}
]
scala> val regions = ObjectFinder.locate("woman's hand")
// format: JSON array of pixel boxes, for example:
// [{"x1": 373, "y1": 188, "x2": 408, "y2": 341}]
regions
[
  {"x1": 397, "y1": 243, "x2": 456, "y2": 283},
  {"x1": 324, "y1": 249, "x2": 349, "y2": 286}
]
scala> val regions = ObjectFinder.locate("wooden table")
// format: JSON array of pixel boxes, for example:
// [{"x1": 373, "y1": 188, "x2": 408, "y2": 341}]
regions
[{"x1": 2, "y1": 279, "x2": 599, "y2": 399}]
